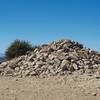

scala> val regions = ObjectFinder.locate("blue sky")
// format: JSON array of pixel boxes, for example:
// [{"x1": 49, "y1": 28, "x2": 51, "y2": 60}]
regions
[{"x1": 0, "y1": 0, "x2": 100, "y2": 53}]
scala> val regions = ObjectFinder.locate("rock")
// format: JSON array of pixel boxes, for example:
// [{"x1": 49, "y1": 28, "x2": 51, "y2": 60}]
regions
[
  {"x1": 30, "y1": 71, "x2": 38, "y2": 76},
  {"x1": 15, "y1": 67, "x2": 20, "y2": 72},
  {"x1": 84, "y1": 65, "x2": 90, "y2": 69},
  {"x1": 34, "y1": 61, "x2": 43, "y2": 69},
  {"x1": 4, "y1": 67, "x2": 14, "y2": 76},
  {"x1": 68, "y1": 65, "x2": 75, "y2": 72},
  {"x1": 20, "y1": 66, "x2": 25, "y2": 70},
  {"x1": 24, "y1": 70, "x2": 30, "y2": 76},
  {"x1": 62, "y1": 65, "x2": 68, "y2": 71},
  {"x1": 48, "y1": 54, "x2": 55, "y2": 60},
  {"x1": 91, "y1": 92, "x2": 97, "y2": 96},
  {"x1": 27, "y1": 54, "x2": 35, "y2": 61},
  {"x1": 61, "y1": 59, "x2": 70, "y2": 66},
  {"x1": 0, "y1": 39, "x2": 100, "y2": 77},
  {"x1": 54, "y1": 58, "x2": 61, "y2": 65},
  {"x1": 72, "y1": 63, "x2": 79, "y2": 70},
  {"x1": 57, "y1": 49, "x2": 64, "y2": 53},
  {"x1": 0, "y1": 62, "x2": 8, "y2": 67},
  {"x1": 49, "y1": 69, "x2": 56, "y2": 75},
  {"x1": 84, "y1": 60, "x2": 91, "y2": 65},
  {"x1": 61, "y1": 60, "x2": 70, "y2": 71}
]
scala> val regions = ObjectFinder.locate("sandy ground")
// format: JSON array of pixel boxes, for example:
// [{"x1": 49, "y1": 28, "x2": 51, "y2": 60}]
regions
[{"x1": 0, "y1": 73, "x2": 100, "y2": 100}]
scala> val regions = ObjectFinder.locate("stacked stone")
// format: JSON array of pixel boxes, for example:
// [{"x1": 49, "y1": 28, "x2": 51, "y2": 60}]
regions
[{"x1": 0, "y1": 39, "x2": 100, "y2": 77}]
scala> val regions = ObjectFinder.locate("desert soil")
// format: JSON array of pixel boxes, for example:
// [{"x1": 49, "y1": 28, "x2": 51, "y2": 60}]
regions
[{"x1": 0, "y1": 73, "x2": 100, "y2": 100}]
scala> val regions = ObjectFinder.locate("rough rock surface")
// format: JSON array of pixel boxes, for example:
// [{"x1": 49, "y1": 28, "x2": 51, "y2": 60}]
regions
[{"x1": 0, "y1": 39, "x2": 100, "y2": 77}]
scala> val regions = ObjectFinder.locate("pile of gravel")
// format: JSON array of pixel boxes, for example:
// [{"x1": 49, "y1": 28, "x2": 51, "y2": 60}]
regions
[{"x1": 0, "y1": 39, "x2": 100, "y2": 78}]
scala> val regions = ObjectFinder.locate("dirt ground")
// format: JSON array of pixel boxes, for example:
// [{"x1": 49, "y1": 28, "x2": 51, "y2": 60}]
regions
[{"x1": 0, "y1": 73, "x2": 100, "y2": 100}]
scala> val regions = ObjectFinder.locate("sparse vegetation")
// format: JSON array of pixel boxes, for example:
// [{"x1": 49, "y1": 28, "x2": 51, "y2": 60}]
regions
[{"x1": 5, "y1": 39, "x2": 36, "y2": 60}]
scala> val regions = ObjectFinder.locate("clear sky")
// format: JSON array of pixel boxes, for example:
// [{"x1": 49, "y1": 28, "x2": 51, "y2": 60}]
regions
[{"x1": 0, "y1": 0, "x2": 100, "y2": 53}]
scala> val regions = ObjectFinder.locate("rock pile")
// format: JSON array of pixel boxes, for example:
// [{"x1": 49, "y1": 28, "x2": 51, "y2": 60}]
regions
[{"x1": 0, "y1": 39, "x2": 100, "y2": 77}]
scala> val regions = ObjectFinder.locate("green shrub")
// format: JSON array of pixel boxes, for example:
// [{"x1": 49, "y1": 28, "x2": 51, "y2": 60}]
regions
[{"x1": 5, "y1": 39, "x2": 34, "y2": 60}]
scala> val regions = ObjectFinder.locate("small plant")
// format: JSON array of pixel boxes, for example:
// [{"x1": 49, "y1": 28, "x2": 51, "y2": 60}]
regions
[{"x1": 5, "y1": 39, "x2": 34, "y2": 60}]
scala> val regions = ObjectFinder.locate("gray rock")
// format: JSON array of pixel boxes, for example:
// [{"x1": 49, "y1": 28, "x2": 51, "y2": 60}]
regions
[
  {"x1": 61, "y1": 60, "x2": 70, "y2": 67},
  {"x1": 30, "y1": 71, "x2": 38, "y2": 76},
  {"x1": 0, "y1": 62, "x2": 8, "y2": 67},
  {"x1": 15, "y1": 67, "x2": 20, "y2": 72},
  {"x1": 73, "y1": 63, "x2": 79, "y2": 70},
  {"x1": 4, "y1": 67, "x2": 14, "y2": 76},
  {"x1": 24, "y1": 70, "x2": 30, "y2": 76},
  {"x1": 0, "y1": 39, "x2": 100, "y2": 77}
]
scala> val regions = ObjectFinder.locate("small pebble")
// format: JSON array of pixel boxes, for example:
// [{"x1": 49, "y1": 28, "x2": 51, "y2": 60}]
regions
[{"x1": 91, "y1": 92, "x2": 97, "y2": 96}]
